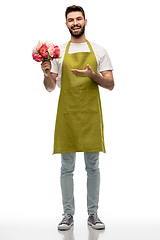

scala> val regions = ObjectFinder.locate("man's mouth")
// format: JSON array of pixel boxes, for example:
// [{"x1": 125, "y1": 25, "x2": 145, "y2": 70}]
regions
[
  {"x1": 69, "y1": 23, "x2": 85, "y2": 38},
  {"x1": 71, "y1": 26, "x2": 81, "y2": 30}
]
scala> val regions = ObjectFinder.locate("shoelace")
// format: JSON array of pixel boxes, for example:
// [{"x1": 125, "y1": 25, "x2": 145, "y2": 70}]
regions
[
  {"x1": 90, "y1": 214, "x2": 101, "y2": 224},
  {"x1": 61, "y1": 213, "x2": 72, "y2": 224}
]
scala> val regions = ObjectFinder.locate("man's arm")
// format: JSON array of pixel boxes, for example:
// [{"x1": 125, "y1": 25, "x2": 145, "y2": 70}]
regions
[
  {"x1": 91, "y1": 69, "x2": 114, "y2": 90},
  {"x1": 41, "y1": 60, "x2": 58, "y2": 92},
  {"x1": 71, "y1": 64, "x2": 114, "y2": 90},
  {"x1": 43, "y1": 73, "x2": 58, "y2": 92}
]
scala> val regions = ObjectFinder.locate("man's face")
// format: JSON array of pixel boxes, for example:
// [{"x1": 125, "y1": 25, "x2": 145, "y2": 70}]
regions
[{"x1": 66, "y1": 11, "x2": 87, "y2": 38}]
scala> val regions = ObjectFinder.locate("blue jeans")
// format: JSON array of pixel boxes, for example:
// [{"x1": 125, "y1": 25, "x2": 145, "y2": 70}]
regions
[{"x1": 60, "y1": 152, "x2": 100, "y2": 215}]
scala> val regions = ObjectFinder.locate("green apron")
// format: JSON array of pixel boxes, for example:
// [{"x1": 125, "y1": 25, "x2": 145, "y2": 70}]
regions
[{"x1": 53, "y1": 40, "x2": 106, "y2": 154}]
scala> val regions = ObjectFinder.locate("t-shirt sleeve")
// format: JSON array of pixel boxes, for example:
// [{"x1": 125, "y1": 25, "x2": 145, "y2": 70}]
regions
[
  {"x1": 99, "y1": 48, "x2": 114, "y2": 72},
  {"x1": 50, "y1": 59, "x2": 62, "y2": 88},
  {"x1": 51, "y1": 59, "x2": 59, "y2": 74}
]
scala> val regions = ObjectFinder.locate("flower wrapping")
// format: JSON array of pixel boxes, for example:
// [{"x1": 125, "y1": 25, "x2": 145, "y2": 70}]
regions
[{"x1": 32, "y1": 41, "x2": 61, "y2": 72}]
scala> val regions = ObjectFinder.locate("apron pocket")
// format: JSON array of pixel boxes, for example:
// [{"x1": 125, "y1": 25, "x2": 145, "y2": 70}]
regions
[{"x1": 64, "y1": 89, "x2": 98, "y2": 114}]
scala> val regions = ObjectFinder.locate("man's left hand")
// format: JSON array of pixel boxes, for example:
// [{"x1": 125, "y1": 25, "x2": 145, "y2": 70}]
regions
[
  {"x1": 71, "y1": 64, "x2": 93, "y2": 78},
  {"x1": 71, "y1": 64, "x2": 114, "y2": 90}
]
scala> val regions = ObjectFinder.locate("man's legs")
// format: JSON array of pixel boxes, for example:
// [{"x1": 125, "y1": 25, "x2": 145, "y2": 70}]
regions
[
  {"x1": 84, "y1": 152, "x2": 100, "y2": 215},
  {"x1": 59, "y1": 151, "x2": 105, "y2": 230},
  {"x1": 60, "y1": 152, "x2": 76, "y2": 215}
]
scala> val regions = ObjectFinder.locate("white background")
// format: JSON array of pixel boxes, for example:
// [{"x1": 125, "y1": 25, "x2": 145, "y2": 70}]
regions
[{"x1": 0, "y1": 0, "x2": 160, "y2": 239}]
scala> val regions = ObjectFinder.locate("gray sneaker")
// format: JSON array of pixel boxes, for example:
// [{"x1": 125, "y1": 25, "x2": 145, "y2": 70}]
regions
[
  {"x1": 88, "y1": 213, "x2": 105, "y2": 230},
  {"x1": 58, "y1": 213, "x2": 74, "y2": 231}
]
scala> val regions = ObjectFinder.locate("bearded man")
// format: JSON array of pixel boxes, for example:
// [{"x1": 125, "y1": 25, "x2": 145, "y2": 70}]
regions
[{"x1": 41, "y1": 5, "x2": 114, "y2": 231}]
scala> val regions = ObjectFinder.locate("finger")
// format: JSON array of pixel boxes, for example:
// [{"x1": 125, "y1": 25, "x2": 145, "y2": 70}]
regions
[
  {"x1": 71, "y1": 69, "x2": 83, "y2": 76},
  {"x1": 71, "y1": 69, "x2": 84, "y2": 73},
  {"x1": 71, "y1": 69, "x2": 79, "y2": 74},
  {"x1": 41, "y1": 62, "x2": 50, "y2": 67},
  {"x1": 42, "y1": 63, "x2": 51, "y2": 70},
  {"x1": 41, "y1": 64, "x2": 49, "y2": 69},
  {"x1": 42, "y1": 59, "x2": 50, "y2": 63},
  {"x1": 86, "y1": 64, "x2": 91, "y2": 70},
  {"x1": 71, "y1": 70, "x2": 78, "y2": 75},
  {"x1": 41, "y1": 65, "x2": 51, "y2": 74}
]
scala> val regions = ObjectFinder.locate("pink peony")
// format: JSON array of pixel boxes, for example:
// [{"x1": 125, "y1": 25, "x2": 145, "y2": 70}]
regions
[
  {"x1": 53, "y1": 46, "x2": 60, "y2": 58},
  {"x1": 32, "y1": 52, "x2": 44, "y2": 62},
  {"x1": 46, "y1": 41, "x2": 54, "y2": 49},
  {"x1": 36, "y1": 42, "x2": 43, "y2": 51},
  {"x1": 48, "y1": 45, "x2": 54, "y2": 57},
  {"x1": 32, "y1": 46, "x2": 38, "y2": 54},
  {"x1": 39, "y1": 44, "x2": 48, "y2": 58}
]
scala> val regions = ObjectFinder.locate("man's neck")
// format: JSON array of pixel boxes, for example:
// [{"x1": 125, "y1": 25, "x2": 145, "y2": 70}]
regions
[{"x1": 71, "y1": 34, "x2": 86, "y2": 43}]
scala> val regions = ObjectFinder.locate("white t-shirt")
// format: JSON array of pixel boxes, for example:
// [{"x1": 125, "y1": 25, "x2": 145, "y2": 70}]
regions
[{"x1": 51, "y1": 41, "x2": 113, "y2": 88}]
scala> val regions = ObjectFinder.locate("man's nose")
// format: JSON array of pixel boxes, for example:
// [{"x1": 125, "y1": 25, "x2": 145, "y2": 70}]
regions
[{"x1": 73, "y1": 19, "x2": 78, "y2": 25}]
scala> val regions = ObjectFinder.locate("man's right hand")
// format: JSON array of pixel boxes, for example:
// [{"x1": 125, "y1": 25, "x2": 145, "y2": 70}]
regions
[
  {"x1": 41, "y1": 60, "x2": 51, "y2": 75},
  {"x1": 41, "y1": 60, "x2": 58, "y2": 92}
]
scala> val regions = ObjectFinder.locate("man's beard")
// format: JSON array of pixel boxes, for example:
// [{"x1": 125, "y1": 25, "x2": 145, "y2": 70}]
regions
[{"x1": 68, "y1": 24, "x2": 85, "y2": 38}]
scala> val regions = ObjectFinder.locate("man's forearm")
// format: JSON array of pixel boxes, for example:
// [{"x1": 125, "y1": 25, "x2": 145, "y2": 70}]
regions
[
  {"x1": 90, "y1": 72, "x2": 114, "y2": 90},
  {"x1": 43, "y1": 74, "x2": 56, "y2": 92},
  {"x1": 71, "y1": 65, "x2": 114, "y2": 90}
]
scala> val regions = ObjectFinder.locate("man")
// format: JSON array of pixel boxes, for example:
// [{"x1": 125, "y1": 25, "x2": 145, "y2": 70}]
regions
[{"x1": 41, "y1": 5, "x2": 114, "y2": 231}]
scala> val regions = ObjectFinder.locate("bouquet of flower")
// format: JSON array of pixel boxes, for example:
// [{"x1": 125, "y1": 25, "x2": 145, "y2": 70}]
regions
[{"x1": 32, "y1": 41, "x2": 61, "y2": 73}]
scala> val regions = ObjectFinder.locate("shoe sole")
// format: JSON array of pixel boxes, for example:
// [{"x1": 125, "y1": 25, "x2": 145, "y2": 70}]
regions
[
  {"x1": 88, "y1": 221, "x2": 105, "y2": 230},
  {"x1": 58, "y1": 222, "x2": 74, "y2": 231}
]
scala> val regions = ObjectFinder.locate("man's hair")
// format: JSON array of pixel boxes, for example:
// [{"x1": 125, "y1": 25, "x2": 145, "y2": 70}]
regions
[{"x1": 65, "y1": 5, "x2": 85, "y2": 20}]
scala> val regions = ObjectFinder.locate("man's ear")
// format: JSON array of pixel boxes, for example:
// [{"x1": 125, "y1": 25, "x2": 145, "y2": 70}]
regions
[
  {"x1": 85, "y1": 19, "x2": 88, "y2": 26},
  {"x1": 65, "y1": 22, "x2": 69, "y2": 28}
]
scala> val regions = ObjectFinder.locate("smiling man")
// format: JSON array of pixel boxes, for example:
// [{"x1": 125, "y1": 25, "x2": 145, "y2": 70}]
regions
[
  {"x1": 67, "y1": 12, "x2": 85, "y2": 37},
  {"x1": 41, "y1": 5, "x2": 114, "y2": 231}
]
